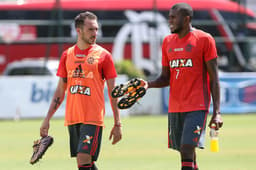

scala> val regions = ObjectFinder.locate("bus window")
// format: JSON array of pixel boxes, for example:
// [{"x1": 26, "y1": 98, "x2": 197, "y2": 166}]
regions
[{"x1": 218, "y1": 10, "x2": 256, "y2": 71}]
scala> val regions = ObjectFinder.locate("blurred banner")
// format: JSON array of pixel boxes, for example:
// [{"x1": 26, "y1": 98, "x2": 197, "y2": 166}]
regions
[
  {"x1": 162, "y1": 72, "x2": 256, "y2": 114},
  {"x1": 0, "y1": 75, "x2": 128, "y2": 119},
  {"x1": 215, "y1": 72, "x2": 256, "y2": 114},
  {"x1": 1, "y1": 72, "x2": 256, "y2": 119}
]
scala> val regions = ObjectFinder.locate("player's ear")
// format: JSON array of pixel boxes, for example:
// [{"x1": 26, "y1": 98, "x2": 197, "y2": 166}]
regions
[
  {"x1": 76, "y1": 27, "x2": 82, "y2": 35},
  {"x1": 184, "y1": 15, "x2": 191, "y2": 24}
]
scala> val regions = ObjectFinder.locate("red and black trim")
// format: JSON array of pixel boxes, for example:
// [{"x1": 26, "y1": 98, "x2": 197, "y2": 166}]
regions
[{"x1": 90, "y1": 126, "x2": 100, "y2": 157}]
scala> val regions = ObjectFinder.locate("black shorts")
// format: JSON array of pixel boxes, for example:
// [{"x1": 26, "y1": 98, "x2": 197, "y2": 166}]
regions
[
  {"x1": 168, "y1": 110, "x2": 208, "y2": 151},
  {"x1": 68, "y1": 124, "x2": 103, "y2": 161}
]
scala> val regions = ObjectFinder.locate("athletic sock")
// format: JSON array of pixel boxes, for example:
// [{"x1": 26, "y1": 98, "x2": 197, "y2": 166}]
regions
[
  {"x1": 181, "y1": 159, "x2": 194, "y2": 170},
  {"x1": 194, "y1": 161, "x2": 199, "y2": 170},
  {"x1": 78, "y1": 164, "x2": 92, "y2": 170}
]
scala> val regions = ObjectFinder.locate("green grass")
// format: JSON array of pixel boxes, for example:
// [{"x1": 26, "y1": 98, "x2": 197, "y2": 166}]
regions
[{"x1": 0, "y1": 114, "x2": 256, "y2": 170}]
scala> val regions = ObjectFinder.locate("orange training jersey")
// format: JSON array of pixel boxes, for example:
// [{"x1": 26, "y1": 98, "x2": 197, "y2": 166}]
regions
[
  {"x1": 57, "y1": 44, "x2": 117, "y2": 126},
  {"x1": 162, "y1": 29, "x2": 218, "y2": 113}
]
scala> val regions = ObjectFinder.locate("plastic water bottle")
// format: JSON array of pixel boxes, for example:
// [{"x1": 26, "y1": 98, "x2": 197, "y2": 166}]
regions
[{"x1": 210, "y1": 127, "x2": 219, "y2": 152}]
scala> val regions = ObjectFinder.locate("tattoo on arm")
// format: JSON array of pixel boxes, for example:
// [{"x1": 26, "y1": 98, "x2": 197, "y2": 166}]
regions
[{"x1": 54, "y1": 97, "x2": 61, "y2": 110}]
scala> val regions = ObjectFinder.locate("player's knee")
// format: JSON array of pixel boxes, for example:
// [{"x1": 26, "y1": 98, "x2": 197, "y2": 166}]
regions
[
  {"x1": 180, "y1": 144, "x2": 195, "y2": 159},
  {"x1": 77, "y1": 152, "x2": 92, "y2": 165}
]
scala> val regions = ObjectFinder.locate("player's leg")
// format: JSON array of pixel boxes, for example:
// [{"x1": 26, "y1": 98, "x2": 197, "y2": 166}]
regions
[
  {"x1": 77, "y1": 124, "x2": 102, "y2": 170},
  {"x1": 76, "y1": 155, "x2": 98, "y2": 170},
  {"x1": 180, "y1": 144, "x2": 194, "y2": 170},
  {"x1": 77, "y1": 153, "x2": 92, "y2": 170},
  {"x1": 68, "y1": 124, "x2": 102, "y2": 170},
  {"x1": 180, "y1": 110, "x2": 207, "y2": 170},
  {"x1": 169, "y1": 112, "x2": 193, "y2": 169}
]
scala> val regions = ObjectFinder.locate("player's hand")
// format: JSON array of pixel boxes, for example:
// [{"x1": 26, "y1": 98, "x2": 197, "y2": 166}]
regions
[
  {"x1": 140, "y1": 78, "x2": 148, "y2": 90},
  {"x1": 40, "y1": 119, "x2": 50, "y2": 137},
  {"x1": 208, "y1": 112, "x2": 223, "y2": 130},
  {"x1": 109, "y1": 125, "x2": 122, "y2": 145}
]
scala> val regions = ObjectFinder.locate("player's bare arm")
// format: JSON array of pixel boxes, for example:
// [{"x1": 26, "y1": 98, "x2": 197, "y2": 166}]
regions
[
  {"x1": 206, "y1": 58, "x2": 223, "y2": 130},
  {"x1": 148, "y1": 66, "x2": 170, "y2": 88},
  {"x1": 40, "y1": 78, "x2": 67, "y2": 137},
  {"x1": 106, "y1": 78, "x2": 122, "y2": 145}
]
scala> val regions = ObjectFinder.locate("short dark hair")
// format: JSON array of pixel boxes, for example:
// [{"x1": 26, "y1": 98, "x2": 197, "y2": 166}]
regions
[
  {"x1": 171, "y1": 3, "x2": 193, "y2": 19},
  {"x1": 74, "y1": 11, "x2": 98, "y2": 28}
]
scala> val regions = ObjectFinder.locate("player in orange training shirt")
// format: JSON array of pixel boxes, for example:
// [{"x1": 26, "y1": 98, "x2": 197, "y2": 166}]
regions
[
  {"x1": 143, "y1": 3, "x2": 223, "y2": 170},
  {"x1": 40, "y1": 11, "x2": 122, "y2": 170}
]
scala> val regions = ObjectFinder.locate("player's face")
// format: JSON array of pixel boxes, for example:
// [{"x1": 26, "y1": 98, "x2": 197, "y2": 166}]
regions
[
  {"x1": 168, "y1": 9, "x2": 185, "y2": 34},
  {"x1": 80, "y1": 18, "x2": 98, "y2": 45}
]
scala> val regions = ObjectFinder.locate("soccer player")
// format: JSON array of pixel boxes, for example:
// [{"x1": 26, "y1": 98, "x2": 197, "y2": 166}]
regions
[
  {"x1": 144, "y1": 3, "x2": 223, "y2": 170},
  {"x1": 39, "y1": 11, "x2": 122, "y2": 170}
]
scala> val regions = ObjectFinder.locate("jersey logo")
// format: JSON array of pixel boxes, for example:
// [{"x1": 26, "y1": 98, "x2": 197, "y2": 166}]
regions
[
  {"x1": 76, "y1": 54, "x2": 86, "y2": 58},
  {"x1": 70, "y1": 85, "x2": 91, "y2": 96},
  {"x1": 83, "y1": 135, "x2": 93, "y2": 144},
  {"x1": 185, "y1": 43, "x2": 194, "y2": 52},
  {"x1": 174, "y1": 48, "x2": 183, "y2": 52},
  {"x1": 87, "y1": 56, "x2": 95, "y2": 64},
  {"x1": 68, "y1": 64, "x2": 94, "y2": 79},
  {"x1": 169, "y1": 58, "x2": 193, "y2": 68},
  {"x1": 193, "y1": 125, "x2": 202, "y2": 135}
]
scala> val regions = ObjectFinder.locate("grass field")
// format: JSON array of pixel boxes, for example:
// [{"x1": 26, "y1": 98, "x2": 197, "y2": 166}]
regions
[{"x1": 0, "y1": 114, "x2": 256, "y2": 170}]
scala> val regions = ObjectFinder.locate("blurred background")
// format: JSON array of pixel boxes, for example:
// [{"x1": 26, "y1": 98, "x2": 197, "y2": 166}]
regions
[{"x1": 0, "y1": 0, "x2": 256, "y2": 119}]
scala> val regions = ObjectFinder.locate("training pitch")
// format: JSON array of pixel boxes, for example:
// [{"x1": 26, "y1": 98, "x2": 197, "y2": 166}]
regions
[{"x1": 0, "y1": 114, "x2": 255, "y2": 170}]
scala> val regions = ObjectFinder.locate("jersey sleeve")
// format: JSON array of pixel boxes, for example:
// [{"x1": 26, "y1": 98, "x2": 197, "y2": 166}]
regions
[
  {"x1": 161, "y1": 37, "x2": 169, "y2": 67},
  {"x1": 56, "y1": 50, "x2": 67, "y2": 78},
  {"x1": 102, "y1": 51, "x2": 117, "y2": 80},
  {"x1": 203, "y1": 35, "x2": 218, "y2": 62}
]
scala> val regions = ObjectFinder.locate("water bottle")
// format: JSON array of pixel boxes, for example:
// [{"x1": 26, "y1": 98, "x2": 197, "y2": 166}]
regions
[{"x1": 209, "y1": 127, "x2": 219, "y2": 152}]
